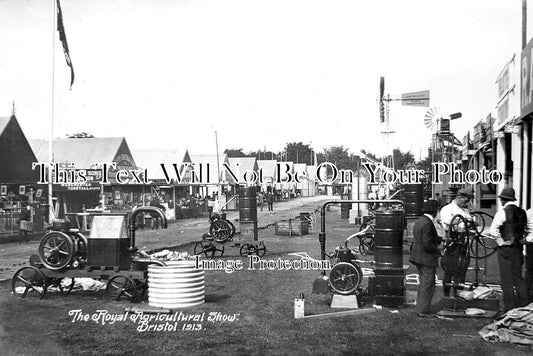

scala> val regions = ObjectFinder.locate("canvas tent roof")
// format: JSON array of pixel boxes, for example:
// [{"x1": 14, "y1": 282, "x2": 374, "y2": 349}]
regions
[{"x1": 131, "y1": 149, "x2": 191, "y2": 180}]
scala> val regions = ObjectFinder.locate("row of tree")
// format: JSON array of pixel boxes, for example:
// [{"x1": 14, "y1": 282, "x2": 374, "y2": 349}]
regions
[{"x1": 224, "y1": 142, "x2": 431, "y2": 172}]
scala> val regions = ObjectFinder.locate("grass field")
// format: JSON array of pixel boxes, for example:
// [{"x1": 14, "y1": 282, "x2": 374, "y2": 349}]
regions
[{"x1": 0, "y1": 212, "x2": 531, "y2": 355}]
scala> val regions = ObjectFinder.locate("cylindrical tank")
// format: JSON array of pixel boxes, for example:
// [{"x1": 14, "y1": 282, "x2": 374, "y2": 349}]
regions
[
  {"x1": 403, "y1": 183, "x2": 424, "y2": 217},
  {"x1": 147, "y1": 260, "x2": 205, "y2": 308},
  {"x1": 238, "y1": 186, "x2": 257, "y2": 222},
  {"x1": 373, "y1": 209, "x2": 404, "y2": 272},
  {"x1": 351, "y1": 176, "x2": 368, "y2": 217}
]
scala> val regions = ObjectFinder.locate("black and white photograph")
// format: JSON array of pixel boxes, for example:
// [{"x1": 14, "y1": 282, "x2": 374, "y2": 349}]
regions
[{"x1": 1, "y1": 0, "x2": 533, "y2": 354}]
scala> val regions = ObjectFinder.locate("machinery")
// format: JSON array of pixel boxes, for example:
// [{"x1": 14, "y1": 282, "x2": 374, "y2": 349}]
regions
[{"x1": 11, "y1": 207, "x2": 167, "y2": 302}]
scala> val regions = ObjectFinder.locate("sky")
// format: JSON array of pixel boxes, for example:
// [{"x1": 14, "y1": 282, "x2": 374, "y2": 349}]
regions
[{"x1": 0, "y1": 0, "x2": 527, "y2": 159}]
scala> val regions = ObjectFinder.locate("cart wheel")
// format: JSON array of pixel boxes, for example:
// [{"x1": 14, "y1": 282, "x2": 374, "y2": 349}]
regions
[
  {"x1": 195, "y1": 241, "x2": 216, "y2": 257},
  {"x1": 38, "y1": 231, "x2": 75, "y2": 270},
  {"x1": 226, "y1": 220, "x2": 236, "y2": 239},
  {"x1": 257, "y1": 242, "x2": 267, "y2": 257},
  {"x1": 240, "y1": 244, "x2": 258, "y2": 257},
  {"x1": 210, "y1": 219, "x2": 232, "y2": 243},
  {"x1": 358, "y1": 235, "x2": 375, "y2": 256},
  {"x1": 12, "y1": 266, "x2": 47, "y2": 299},
  {"x1": 74, "y1": 232, "x2": 88, "y2": 260},
  {"x1": 329, "y1": 262, "x2": 362, "y2": 295},
  {"x1": 106, "y1": 275, "x2": 137, "y2": 302}
]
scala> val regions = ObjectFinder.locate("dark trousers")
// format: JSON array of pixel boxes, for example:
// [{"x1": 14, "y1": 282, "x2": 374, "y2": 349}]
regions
[
  {"x1": 267, "y1": 202, "x2": 273, "y2": 211},
  {"x1": 524, "y1": 244, "x2": 533, "y2": 302},
  {"x1": 414, "y1": 263, "x2": 436, "y2": 314},
  {"x1": 497, "y1": 246, "x2": 528, "y2": 312}
]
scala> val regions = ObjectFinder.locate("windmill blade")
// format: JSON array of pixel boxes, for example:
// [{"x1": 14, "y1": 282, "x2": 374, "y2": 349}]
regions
[{"x1": 423, "y1": 107, "x2": 440, "y2": 132}]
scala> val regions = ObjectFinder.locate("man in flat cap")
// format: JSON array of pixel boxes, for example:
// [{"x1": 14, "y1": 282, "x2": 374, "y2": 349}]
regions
[
  {"x1": 489, "y1": 187, "x2": 528, "y2": 312},
  {"x1": 439, "y1": 188, "x2": 473, "y2": 297},
  {"x1": 409, "y1": 199, "x2": 442, "y2": 317}
]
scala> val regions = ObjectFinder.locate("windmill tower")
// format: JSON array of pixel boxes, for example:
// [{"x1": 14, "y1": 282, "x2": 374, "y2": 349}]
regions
[{"x1": 379, "y1": 77, "x2": 395, "y2": 171}]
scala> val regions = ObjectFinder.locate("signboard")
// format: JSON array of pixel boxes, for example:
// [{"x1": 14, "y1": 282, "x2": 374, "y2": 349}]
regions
[
  {"x1": 493, "y1": 130, "x2": 505, "y2": 138},
  {"x1": 521, "y1": 38, "x2": 533, "y2": 116},
  {"x1": 401, "y1": 90, "x2": 430, "y2": 107},
  {"x1": 504, "y1": 124, "x2": 520, "y2": 134}
]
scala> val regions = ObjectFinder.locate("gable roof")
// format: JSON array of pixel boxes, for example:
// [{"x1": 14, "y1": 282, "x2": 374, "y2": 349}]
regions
[
  {"x1": 189, "y1": 154, "x2": 228, "y2": 184},
  {"x1": 257, "y1": 160, "x2": 277, "y2": 178},
  {"x1": 226, "y1": 157, "x2": 258, "y2": 183},
  {"x1": 29, "y1": 137, "x2": 133, "y2": 169},
  {"x1": 0, "y1": 117, "x2": 10, "y2": 136},
  {"x1": 130, "y1": 149, "x2": 191, "y2": 180}
]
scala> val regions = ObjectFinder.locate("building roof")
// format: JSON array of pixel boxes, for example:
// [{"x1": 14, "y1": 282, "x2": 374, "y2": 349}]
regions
[
  {"x1": 131, "y1": 149, "x2": 191, "y2": 180},
  {"x1": 189, "y1": 154, "x2": 228, "y2": 184},
  {"x1": 257, "y1": 160, "x2": 277, "y2": 178},
  {"x1": 226, "y1": 157, "x2": 258, "y2": 184},
  {"x1": 29, "y1": 137, "x2": 133, "y2": 169}
]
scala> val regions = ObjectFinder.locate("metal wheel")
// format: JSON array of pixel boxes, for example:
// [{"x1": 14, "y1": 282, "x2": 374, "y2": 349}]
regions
[
  {"x1": 12, "y1": 267, "x2": 47, "y2": 299},
  {"x1": 106, "y1": 275, "x2": 137, "y2": 302},
  {"x1": 194, "y1": 241, "x2": 224, "y2": 258},
  {"x1": 226, "y1": 220, "x2": 236, "y2": 239},
  {"x1": 449, "y1": 214, "x2": 470, "y2": 244},
  {"x1": 257, "y1": 242, "x2": 267, "y2": 257},
  {"x1": 210, "y1": 219, "x2": 232, "y2": 243},
  {"x1": 358, "y1": 235, "x2": 375, "y2": 256},
  {"x1": 38, "y1": 231, "x2": 75, "y2": 270},
  {"x1": 74, "y1": 232, "x2": 88, "y2": 260},
  {"x1": 469, "y1": 234, "x2": 497, "y2": 259},
  {"x1": 329, "y1": 262, "x2": 362, "y2": 295},
  {"x1": 240, "y1": 243, "x2": 258, "y2": 257},
  {"x1": 470, "y1": 211, "x2": 493, "y2": 235}
]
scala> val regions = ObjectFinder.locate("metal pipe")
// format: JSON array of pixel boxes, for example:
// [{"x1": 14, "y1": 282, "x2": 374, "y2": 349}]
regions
[{"x1": 129, "y1": 207, "x2": 168, "y2": 251}]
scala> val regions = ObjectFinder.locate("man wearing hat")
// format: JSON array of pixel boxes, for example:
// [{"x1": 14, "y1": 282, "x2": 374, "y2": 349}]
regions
[
  {"x1": 409, "y1": 199, "x2": 442, "y2": 317},
  {"x1": 489, "y1": 187, "x2": 528, "y2": 312},
  {"x1": 439, "y1": 188, "x2": 473, "y2": 297}
]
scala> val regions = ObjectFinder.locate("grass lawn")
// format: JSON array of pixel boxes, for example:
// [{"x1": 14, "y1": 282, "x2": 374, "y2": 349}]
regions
[{"x1": 0, "y1": 212, "x2": 531, "y2": 355}]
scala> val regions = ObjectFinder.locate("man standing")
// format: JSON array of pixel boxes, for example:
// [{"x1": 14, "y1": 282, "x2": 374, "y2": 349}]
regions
[
  {"x1": 409, "y1": 200, "x2": 441, "y2": 317},
  {"x1": 525, "y1": 208, "x2": 533, "y2": 302},
  {"x1": 490, "y1": 187, "x2": 528, "y2": 312},
  {"x1": 439, "y1": 188, "x2": 473, "y2": 297},
  {"x1": 266, "y1": 191, "x2": 274, "y2": 212}
]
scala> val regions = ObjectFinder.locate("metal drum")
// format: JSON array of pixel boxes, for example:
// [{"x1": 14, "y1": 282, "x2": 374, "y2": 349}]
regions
[
  {"x1": 238, "y1": 186, "x2": 257, "y2": 222},
  {"x1": 373, "y1": 209, "x2": 404, "y2": 273},
  {"x1": 404, "y1": 184, "x2": 423, "y2": 217}
]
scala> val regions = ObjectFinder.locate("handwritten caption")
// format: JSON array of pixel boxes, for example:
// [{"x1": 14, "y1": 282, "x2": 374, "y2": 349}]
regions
[{"x1": 68, "y1": 309, "x2": 240, "y2": 332}]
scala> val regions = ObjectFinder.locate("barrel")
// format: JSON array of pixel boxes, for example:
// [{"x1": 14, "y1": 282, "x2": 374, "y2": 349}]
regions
[
  {"x1": 238, "y1": 186, "x2": 257, "y2": 222},
  {"x1": 373, "y1": 209, "x2": 404, "y2": 272},
  {"x1": 403, "y1": 184, "x2": 423, "y2": 217},
  {"x1": 147, "y1": 260, "x2": 204, "y2": 308}
]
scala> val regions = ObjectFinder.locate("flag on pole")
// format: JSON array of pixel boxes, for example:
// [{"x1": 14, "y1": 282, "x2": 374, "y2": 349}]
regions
[{"x1": 56, "y1": 0, "x2": 74, "y2": 89}]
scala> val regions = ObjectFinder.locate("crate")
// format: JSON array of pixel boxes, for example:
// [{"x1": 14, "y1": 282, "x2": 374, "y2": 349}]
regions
[{"x1": 275, "y1": 219, "x2": 309, "y2": 236}]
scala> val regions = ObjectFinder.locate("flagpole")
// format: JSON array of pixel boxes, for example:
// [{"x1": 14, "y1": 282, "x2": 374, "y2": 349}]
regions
[{"x1": 48, "y1": 0, "x2": 56, "y2": 223}]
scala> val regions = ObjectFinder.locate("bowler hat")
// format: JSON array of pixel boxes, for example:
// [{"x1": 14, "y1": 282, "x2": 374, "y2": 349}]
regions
[
  {"x1": 456, "y1": 189, "x2": 473, "y2": 198},
  {"x1": 421, "y1": 199, "x2": 438, "y2": 213},
  {"x1": 498, "y1": 187, "x2": 516, "y2": 201}
]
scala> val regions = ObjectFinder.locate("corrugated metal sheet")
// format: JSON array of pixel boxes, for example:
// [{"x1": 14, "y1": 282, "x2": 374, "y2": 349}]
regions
[{"x1": 29, "y1": 137, "x2": 128, "y2": 169}]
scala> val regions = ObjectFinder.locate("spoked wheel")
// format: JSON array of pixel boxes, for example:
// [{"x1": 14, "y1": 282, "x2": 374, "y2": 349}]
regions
[
  {"x1": 12, "y1": 267, "x2": 47, "y2": 299},
  {"x1": 106, "y1": 275, "x2": 137, "y2": 302},
  {"x1": 469, "y1": 234, "x2": 498, "y2": 259},
  {"x1": 256, "y1": 242, "x2": 267, "y2": 257},
  {"x1": 194, "y1": 241, "x2": 224, "y2": 258},
  {"x1": 210, "y1": 219, "x2": 232, "y2": 243},
  {"x1": 329, "y1": 262, "x2": 363, "y2": 295},
  {"x1": 470, "y1": 211, "x2": 494, "y2": 235},
  {"x1": 240, "y1": 244, "x2": 258, "y2": 257},
  {"x1": 358, "y1": 235, "x2": 375, "y2": 256},
  {"x1": 226, "y1": 220, "x2": 236, "y2": 239},
  {"x1": 449, "y1": 214, "x2": 470, "y2": 244},
  {"x1": 38, "y1": 231, "x2": 75, "y2": 270}
]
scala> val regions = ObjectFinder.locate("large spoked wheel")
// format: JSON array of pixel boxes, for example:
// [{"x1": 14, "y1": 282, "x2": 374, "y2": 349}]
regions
[
  {"x1": 329, "y1": 262, "x2": 363, "y2": 295},
  {"x1": 470, "y1": 211, "x2": 494, "y2": 235},
  {"x1": 358, "y1": 235, "x2": 375, "y2": 256},
  {"x1": 194, "y1": 241, "x2": 224, "y2": 258},
  {"x1": 240, "y1": 244, "x2": 258, "y2": 257},
  {"x1": 38, "y1": 231, "x2": 75, "y2": 270},
  {"x1": 106, "y1": 275, "x2": 137, "y2": 302},
  {"x1": 449, "y1": 214, "x2": 470, "y2": 244},
  {"x1": 210, "y1": 219, "x2": 232, "y2": 243},
  {"x1": 12, "y1": 267, "x2": 47, "y2": 299},
  {"x1": 469, "y1": 234, "x2": 498, "y2": 259}
]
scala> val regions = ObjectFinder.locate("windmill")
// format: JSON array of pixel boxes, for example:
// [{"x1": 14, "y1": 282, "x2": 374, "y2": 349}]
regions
[{"x1": 424, "y1": 107, "x2": 440, "y2": 133}]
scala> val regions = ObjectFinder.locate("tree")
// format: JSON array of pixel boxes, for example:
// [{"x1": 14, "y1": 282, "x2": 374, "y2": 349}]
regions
[
  {"x1": 392, "y1": 148, "x2": 415, "y2": 170},
  {"x1": 281, "y1": 142, "x2": 313, "y2": 164},
  {"x1": 224, "y1": 148, "x2": 247, "y2": 157}
]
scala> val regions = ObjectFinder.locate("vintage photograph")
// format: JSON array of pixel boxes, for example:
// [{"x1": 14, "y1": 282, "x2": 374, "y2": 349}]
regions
[{"x1": 1, "y1": 0, "x2": 533, "y2": 355}]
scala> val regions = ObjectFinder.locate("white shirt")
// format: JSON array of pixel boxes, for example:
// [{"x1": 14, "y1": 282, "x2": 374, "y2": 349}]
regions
[
  {"x1": 526, "y1": 209, "x2": 533, "y2": 243},
  {"x1": 439, "y1": 200, "x2": 472, "y2": 231},
  {"x1": 489, "y1": 201, "x2": 520, "y2": 246}
]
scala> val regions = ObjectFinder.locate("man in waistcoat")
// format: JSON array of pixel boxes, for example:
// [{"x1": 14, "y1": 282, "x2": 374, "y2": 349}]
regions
[
  {"x1": 409, "y1": 200, "x2": 442, "y2": 317},
  {"x1": 489, "y1": 187, "x2": 528, "y2": 312}
]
